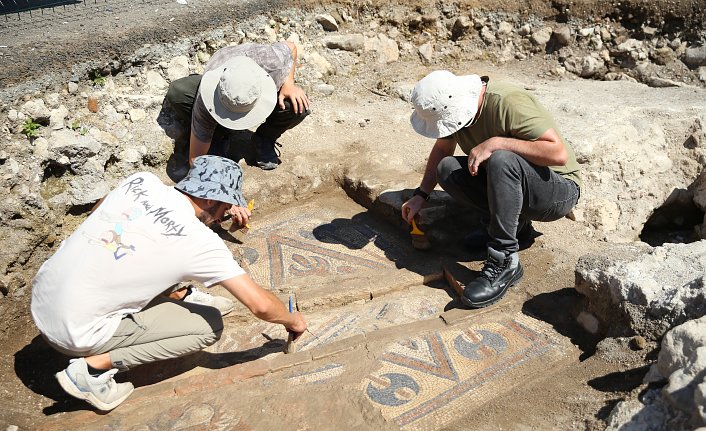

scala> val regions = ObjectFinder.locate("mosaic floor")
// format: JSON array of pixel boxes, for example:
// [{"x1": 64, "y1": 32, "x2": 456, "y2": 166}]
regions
[
  {"x1": 226, "y1": 205, "x2": 410, "y2": 291},
  {"x1": 361, "y1": 314, "x2": 571, "y2": 431},
  {"x1": 209, "y1": 285, "x2": 453, "y2": 358}
]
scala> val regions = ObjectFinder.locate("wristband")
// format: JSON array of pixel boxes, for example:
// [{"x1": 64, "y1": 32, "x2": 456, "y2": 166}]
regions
[{"x1": 413, "y1": 187, "x2": 430, "y2": 201}]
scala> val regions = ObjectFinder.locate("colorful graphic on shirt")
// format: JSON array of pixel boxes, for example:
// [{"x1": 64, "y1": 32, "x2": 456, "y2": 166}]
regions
[{"x1": 85, "y1": 206, "x2": 144, "y2": 260}]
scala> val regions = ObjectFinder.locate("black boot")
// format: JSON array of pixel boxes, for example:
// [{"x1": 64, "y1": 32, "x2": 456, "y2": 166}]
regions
[{"x1": 461, "y1": 247, "x2": 523, "y2": 308}]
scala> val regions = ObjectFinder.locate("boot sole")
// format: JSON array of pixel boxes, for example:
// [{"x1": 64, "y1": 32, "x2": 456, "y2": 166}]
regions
[
  {"x1": 56, "y1": 370, "x2": 134, "y2": 411},
  {"x1": 460, "y1": 264, "x2": 524, "y2": 308}
]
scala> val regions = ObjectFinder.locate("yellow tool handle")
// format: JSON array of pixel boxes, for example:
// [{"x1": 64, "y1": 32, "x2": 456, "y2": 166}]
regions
[{"x1": 410, "y1": 218, "x2": 424, "y2": 235}]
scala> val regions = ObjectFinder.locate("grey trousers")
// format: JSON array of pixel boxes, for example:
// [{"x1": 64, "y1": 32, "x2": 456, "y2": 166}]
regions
[
  {"x1": 437, "y1": 151, "x2": 579, "y2": 254},
  {"x1": 60, "y1": 297, "x2": 224, "y2": 370}
]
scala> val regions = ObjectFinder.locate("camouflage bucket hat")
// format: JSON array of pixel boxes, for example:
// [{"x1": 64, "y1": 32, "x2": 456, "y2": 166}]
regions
[{"x1": 175, "y1": 155, "x2": 247, "y2": 207}]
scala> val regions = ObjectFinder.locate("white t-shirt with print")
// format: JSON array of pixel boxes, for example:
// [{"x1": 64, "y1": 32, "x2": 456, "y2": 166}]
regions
[{"x1": 31, "y1": 172, "x2": 245, "y2": 353}]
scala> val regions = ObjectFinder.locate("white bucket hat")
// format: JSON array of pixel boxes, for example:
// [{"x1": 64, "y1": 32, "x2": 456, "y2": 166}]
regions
[
  {"x1": 200, "y1": 56, "x2": 277, "y2": 130},
  {"x1": 410, "y1": 71, "x2": 483, "y2": 139}
]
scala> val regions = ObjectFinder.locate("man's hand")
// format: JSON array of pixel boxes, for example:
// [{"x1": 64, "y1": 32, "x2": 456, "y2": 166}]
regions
[
  {"x1": 279, "y1": 82, "x2": 310, "y2": 114},
  {"x1": 401, "y1": 195, "x2": 425, "y2": 224},
  {"x1": 286, "y1": 311, "x2": 307, "y2": 340},
  {"x1": 225, "y1": 204, "x2": 251, "y2": 228},
  {"x1": 468, "y1": 138, "x2": 497, "y2": 176}
]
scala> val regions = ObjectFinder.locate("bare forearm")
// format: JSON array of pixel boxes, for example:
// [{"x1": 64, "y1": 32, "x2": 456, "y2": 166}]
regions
[
  {"x1": 221, "y1": 274, "x2": 302, "y2": 331},
  {"x1": 419, "y1": 138, "x2": 455, "y2": 192},
  {"x1": 189, "y1": 131, "x2": 211, "y2": 166},
  {"x1": 487, "y1": 129, "x2": 568, "y2": 166},
  {"x1": 284, "y1": 41, "x2": 297, "y2": 87}
]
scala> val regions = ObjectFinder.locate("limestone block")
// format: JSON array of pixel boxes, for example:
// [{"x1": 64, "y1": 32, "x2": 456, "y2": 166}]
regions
[
  {"x1": 684, "y1": 45, "x2": 706, "y2": 67},
  {"x1": 576, "y1": 243, "x2": 706, "y2": 340},
  {"x1": 316, "y1": 13, "x2": 339, "y2": 32},
  {"x1": 323, "y1": 34, "x2": 365, "y2": 52},
  {"x1": 364, "y1": 34, "x2": 399, "y2": 63},
  {"x1": 305, "y1": 50, "x2": 334, "y2": 75},
  {"x1": 530, "y1": 26, "x2": 553, "y2": 46},
  {"x1": 167, "y1": 55, "x2": 190, "y2": 82},
  {"x1": 21, "y1": 99, "x2": 50, "y2": 123}
]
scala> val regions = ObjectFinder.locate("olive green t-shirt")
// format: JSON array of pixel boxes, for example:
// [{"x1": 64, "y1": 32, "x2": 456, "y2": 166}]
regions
[{"x1": 451, "y1": 81, "x2": 581, "y2": 187}]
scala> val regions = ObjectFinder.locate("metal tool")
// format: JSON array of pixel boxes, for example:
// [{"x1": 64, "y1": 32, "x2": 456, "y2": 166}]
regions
[{"x1": 283, "y1": 291, "x2": 297, "y2": 354}]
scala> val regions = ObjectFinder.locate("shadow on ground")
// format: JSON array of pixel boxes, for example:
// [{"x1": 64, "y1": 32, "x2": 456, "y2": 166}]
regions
[
  {"x1": 14, "y1": 332, "x2": 284, "y2": 416},
  {"x1": 522, "y1": 287, "x2": 601, "y2": 360}
]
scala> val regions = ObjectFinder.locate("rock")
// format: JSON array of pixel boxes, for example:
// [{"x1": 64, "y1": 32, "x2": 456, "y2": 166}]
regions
[
  {"x1": 604, "y1": 72, "x2": 638, "y2": 82},
  {"x1": 647, "y1": 77, "x2": 683, "y2": 88},
  {"x1": 323, "y1": 34, "x2": 365, "y2": 52},
  {"x1": 49, "y1": 105, "x2": 69, "y2": 130},
  {"x1": 564, "y1": 55, "x2": 605, "y2": 78},
  {"x1": 315, "y1": 83, "x2": 335, "y2": 95},
  {"x1": 145, "y1": 70, "x2": 168, "y2": 92},
  {"x1": 167, "y1": 55, "x2": 190, "y2": 82},
  {"x1": 576, "y1": 242, "x2": 706, "y2": 341},
  {"x1": 305, "y1": 50, "x2": 334, "y2": 76},
  {"x1": 651, "y1": 46, "x2": 677, "y2": 65},
  {"x1": 604, "y1": 395, "x2": 675, "y2": 431},
  {"x1": 21, "y1": 99, "x2": 50, "y2": 123},
  {"x1": 579, "y1": 27, "x2": 595, "y2": 37},
  {"x1": 390, "y1": 82, "x2": 414, "y2": 102},
  {"x1": 451, "y1": 16, "x2": 472, "y2": 40},
  {"x1": 87, "y1": 96, "x2": 99, "y2": 113},
  {"x1": 364, "y1": 34, "x2": 399, "y2": 64},
  {"x1": 517, "y1": 24, "x2": 531, "y2": 37},
  {"x1": 658, "y1": 317, "x2": 706, "y2": 425},
  {"x1": 553, "y1": 26, "x2": 572, "y2": 46},
  {"x1": 120, "y1": 147, "x2": 142, "y2": 164},
  {"x1": 128, "y1": 108, "x2": 147, "y2": 122},
  {"x1": 497, "y1": 21, "x2": 513, "y2": 36},
  {"x1": 631, "y1": 335, "x2": 647, "y2": 350},
  {"x1": 68, "y1": 81, "x2": 79, "y2": 94},
  {"x1": 684, "y1": 45, "x2": 706, "y2": 68},
  {"x1": 263, "y1": 25, "x2": 277, "y2": 42},
  {"x1": 530, "y1": 27, "x2": 553, "y2": 47},
  {"x1": 45, "y1": 93, "x2": 61, "y2": 109},
  {"x1": 418, "y1": 43, "x2": 434, "y2": 64},
  {"x1": 480, "y1": 26, "x2": 496, "y2": 44},
  {"x1": 316, "y1": 14, "x2": 339, "y2": 32}
]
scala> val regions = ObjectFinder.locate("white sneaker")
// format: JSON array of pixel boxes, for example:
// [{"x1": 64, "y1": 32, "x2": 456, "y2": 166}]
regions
[
  {"x1": 183, "y1": 286, "x2": 235, "y2": 316},
  {"x1": 55, "y1": 358, "x2": 134, "y2": 411}
]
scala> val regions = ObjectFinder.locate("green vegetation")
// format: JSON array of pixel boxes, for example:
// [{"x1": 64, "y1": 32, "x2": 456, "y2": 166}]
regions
[
  {"x1": 91, "y1": 71, "x2": 107, "y2": 87},
  {"x1": 21, "y1": 119, "x2": 40, "y2": 140},
  {"x1": 70, "y1": 119, "x2": 88, "y2": 135}
]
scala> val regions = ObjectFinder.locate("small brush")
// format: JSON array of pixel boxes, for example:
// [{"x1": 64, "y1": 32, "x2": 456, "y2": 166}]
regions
[
  {"x1": 410, "y1": 217, "x2": 431, "y2": 250},
  {"x1": 230, "y1": 199, "x2": 255, "y2": 244}
]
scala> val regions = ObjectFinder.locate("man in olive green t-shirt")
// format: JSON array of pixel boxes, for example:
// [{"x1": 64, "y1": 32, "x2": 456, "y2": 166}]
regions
[{"x1": 402, "y1": 70, "x2": 581, "y2": 308}]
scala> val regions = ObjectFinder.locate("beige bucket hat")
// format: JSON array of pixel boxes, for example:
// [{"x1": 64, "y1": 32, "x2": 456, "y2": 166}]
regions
[
  {"x1": 410, "y1": 70, "x2": 483, "y2": 139},
  {"x1": 200, "y1": 56, "x2": 277, "y2": 130}
]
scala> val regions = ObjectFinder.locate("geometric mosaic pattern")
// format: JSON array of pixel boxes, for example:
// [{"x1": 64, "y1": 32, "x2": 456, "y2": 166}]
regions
[
  {"x1": 285, "y1": 363, "x2": 346, "y2": 385},
  {"x1": 362, "y1": 314, "x2": 570, "y2": 431},
  {"x1": 209, "y1": 290, "x2": 451, "y2": 357},
  {"x1": 229, "y1": 207, "x2": 407, "y2": 291}
]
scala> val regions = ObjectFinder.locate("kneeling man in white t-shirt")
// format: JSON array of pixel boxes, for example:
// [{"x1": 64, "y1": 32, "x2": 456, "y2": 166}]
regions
[{"x1": 31, "y1": 155, "x2": 307, "y2": 411}]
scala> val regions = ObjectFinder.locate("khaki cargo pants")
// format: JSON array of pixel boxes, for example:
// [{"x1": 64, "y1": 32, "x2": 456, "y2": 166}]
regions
[{"x1": 47, "y1": 297, "x2": 223, "y2": 370}]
